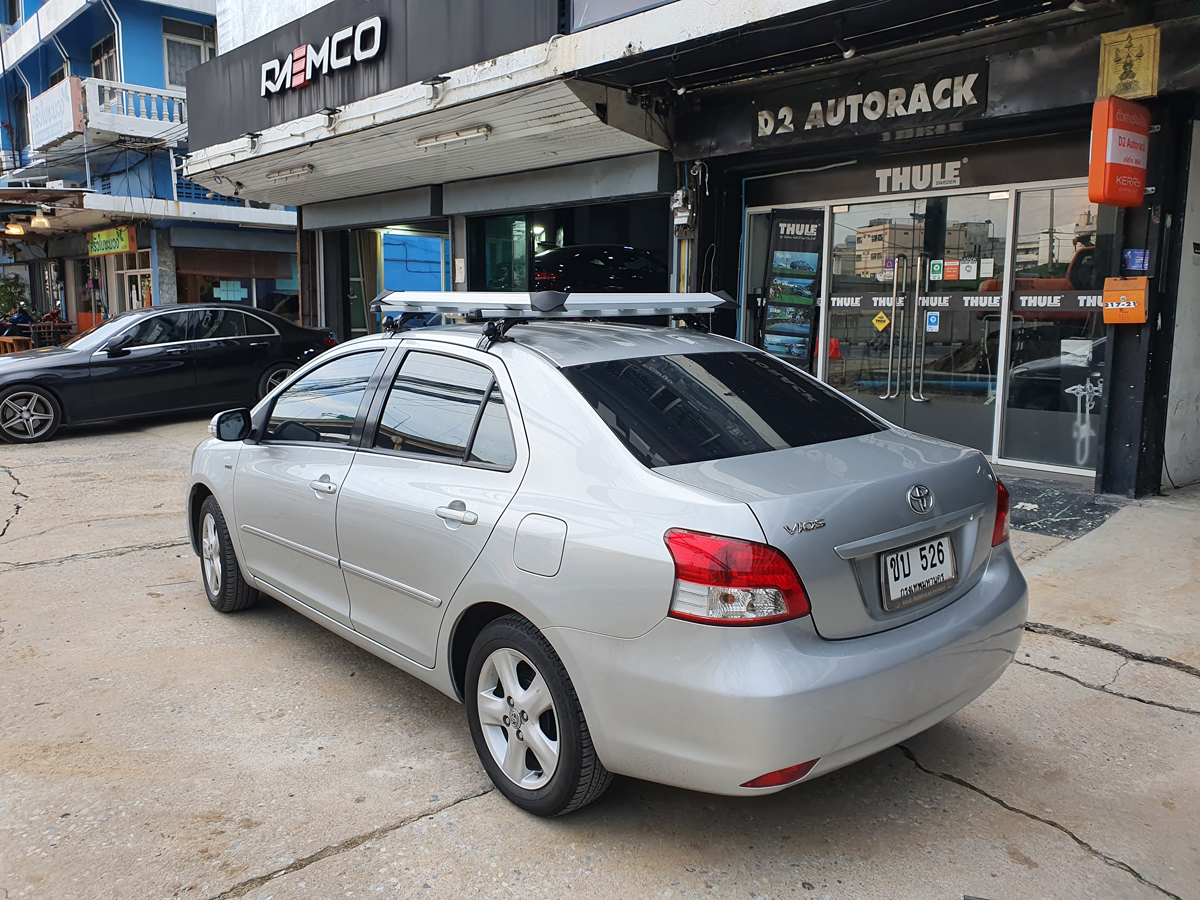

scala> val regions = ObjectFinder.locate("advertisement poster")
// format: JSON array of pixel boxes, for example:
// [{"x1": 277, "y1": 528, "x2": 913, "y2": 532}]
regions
[{"x1": 765, "y1": 209, "x2": 824, "y2": 369}]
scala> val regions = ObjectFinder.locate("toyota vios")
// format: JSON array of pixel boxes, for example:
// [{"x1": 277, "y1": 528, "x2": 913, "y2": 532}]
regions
[{"x1": 187, "y1": 293, "x2": 1027, "y2": 816}]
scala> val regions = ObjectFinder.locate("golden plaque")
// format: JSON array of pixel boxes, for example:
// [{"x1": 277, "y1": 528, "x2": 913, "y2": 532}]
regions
[{"x1": 1098, "y1": 25, "x2": 1160, "y2": 100}]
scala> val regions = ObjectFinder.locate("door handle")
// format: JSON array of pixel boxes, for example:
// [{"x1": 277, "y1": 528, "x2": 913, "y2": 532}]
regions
[
  {"x1": 165, "y1": 346, "x2": 187, "y2": 355},
  {"x1": 880, "y1": 254, "x2": 907, "y2": 400},
  {"x1": 910, "y1": 254, "x2": 930, "y2": 403},
  {"x1": 249, "y1": 341, "x2": 269, "y2": 347},
  {"x1": 436, "y1": 505, "x2": 478, "y2": 525},
  {"x1": 309, "y1": 478, "x2": 338, "y2": 494}
]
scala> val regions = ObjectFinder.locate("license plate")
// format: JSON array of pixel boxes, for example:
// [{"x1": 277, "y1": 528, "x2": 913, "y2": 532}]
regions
[{"x1": 882, "y1": 534, "x2": 957, "y2": 610}]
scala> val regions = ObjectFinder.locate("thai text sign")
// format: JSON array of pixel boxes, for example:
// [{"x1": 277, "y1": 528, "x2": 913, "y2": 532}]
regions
[
  {"x1": 29, "y1": 77, "x2": 83, "y2": 150},
  {"x1": 1089, "y1": 96, "x2": 1150, "y2": 207},
  {"x1": 88, "y1": 227, "x2": 136, "y2": 257}
]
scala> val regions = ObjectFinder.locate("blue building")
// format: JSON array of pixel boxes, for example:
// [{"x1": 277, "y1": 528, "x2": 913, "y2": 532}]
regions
[{"x1": 0, "y1": 0, "x2": 297, "y2": 331}]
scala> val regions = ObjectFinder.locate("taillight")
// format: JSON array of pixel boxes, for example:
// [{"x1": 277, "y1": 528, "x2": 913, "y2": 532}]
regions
[
  {"x1": 534, "y1": 270, "x2": 564, "y2": 290},
  {"x1": 664, "y1": 529, "x2": 810, "y2": 626},
  {"x1": 992, "y1": 479, "x2": 1011, "y2": 546},
  {"x1": 322, "y1": 336, "x2": 338, "y2": 349},
  {"x1": 741, "y1": 759, "x2": 820, "y2": 789}
]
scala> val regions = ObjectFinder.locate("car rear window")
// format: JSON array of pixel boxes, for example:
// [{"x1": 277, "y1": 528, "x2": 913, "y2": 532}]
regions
[{"x1": 561, "y1": 351, "x2": 886, "y2": 468}]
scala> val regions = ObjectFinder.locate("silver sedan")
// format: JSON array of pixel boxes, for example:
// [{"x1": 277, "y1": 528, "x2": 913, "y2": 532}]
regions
[{"x1": 188, "y1": 320, "x2": 1026, "y2": 816}]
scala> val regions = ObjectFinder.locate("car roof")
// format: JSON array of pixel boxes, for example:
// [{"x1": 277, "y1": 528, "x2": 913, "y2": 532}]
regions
[{"x1": 387, "y1": 321, "x2": 745, "y2": 368}]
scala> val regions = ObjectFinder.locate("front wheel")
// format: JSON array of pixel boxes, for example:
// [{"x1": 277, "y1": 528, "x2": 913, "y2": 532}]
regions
[
  {"x1": 199, "y1": 496, "x2": 259, "y2": 613},
  {"x1": 0, "y1": 385, "x2": 61, "y2": 443},
  {"x1": 465, "y1": 615, "x2": 612, "y2": 816}
]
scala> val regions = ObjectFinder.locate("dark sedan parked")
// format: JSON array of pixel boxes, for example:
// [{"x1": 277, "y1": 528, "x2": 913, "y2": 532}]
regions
[{"x1": 0, "y1": 305, "x2": 336, "y2": 443}]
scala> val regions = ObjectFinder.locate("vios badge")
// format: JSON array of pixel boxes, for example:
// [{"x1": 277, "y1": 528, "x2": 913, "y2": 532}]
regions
[
  {"x1": 785, "y1": 519, "x2": 825, "y2": 535},
  {"x1": 908, "y1": 485, "x2": 934, "y2": 514}
]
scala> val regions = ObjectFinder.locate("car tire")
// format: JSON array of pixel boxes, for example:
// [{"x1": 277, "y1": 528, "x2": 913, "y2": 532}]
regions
[
  {"x1": 199, "y1": 496, "x2": 259, "y2": 613},
  {"x1": 465, "y1": 614, "x2": 612, "y2": 816},
  {"x1": 0, "y1": 384, "x2": 62, "y2": 443},
  {"x1": 257, "y1": 362, "x2": 296, "y2": 401}
]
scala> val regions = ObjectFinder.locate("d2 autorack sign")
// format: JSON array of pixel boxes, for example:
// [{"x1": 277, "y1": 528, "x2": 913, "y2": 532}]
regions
[{"x1": 261, "y1": 16, "x2": 386, "y2": 97}]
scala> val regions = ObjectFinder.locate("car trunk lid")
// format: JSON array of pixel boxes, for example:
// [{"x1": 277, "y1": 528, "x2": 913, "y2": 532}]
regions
[{"x1": 657, "y1": 430, "x2": 1000, "y2": 639}]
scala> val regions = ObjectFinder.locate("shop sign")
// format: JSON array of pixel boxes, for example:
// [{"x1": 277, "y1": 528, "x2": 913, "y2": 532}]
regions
[
  {"x1": 88, "y1": 227, "x2": 135, "y2": 257},
  {"x1": 1097, "y1": 25, "x2": 1159, "y2": 100},
  {"x1": 29, "y1": 77, "x2": 83, "y2": 150},
  {"x1": 753, "y1": 60, "x2": 988, "y2": 147},
  {"x1": 1089, "y1": 96, "x2": 1150, "y2": 207},
  {"x1": 261, "y1": 16, "x2": 386, "y2": 97}
]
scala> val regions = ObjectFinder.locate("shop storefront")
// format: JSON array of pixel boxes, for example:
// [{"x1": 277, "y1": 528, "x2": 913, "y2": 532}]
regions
[
  {"x1": 668, "y1": 10, "x2": 1200, "y2": 489},
  {"x1": 739, "y1": 135, "x2": 1114, "y2": 474}
]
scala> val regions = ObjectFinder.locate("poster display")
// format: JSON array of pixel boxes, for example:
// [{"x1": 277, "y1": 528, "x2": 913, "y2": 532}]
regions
[{"x1": 764, "y1": 209, "x2": 824, "y2": 368}]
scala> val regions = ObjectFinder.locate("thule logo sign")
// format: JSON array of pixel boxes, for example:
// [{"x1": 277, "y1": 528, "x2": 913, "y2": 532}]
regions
[
  {"x1": 261, "y1": 17, "x2": 385, "y2": 97},
  {"x1": 778, "y1": 222, "x2": 819, "y2": 238}
]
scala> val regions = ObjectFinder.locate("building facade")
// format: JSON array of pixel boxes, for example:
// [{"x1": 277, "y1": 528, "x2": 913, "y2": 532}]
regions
[
  {"x1": 182, "y1": 0, "x2": 1200, "y2": 496},
  {"x1": 0, "y1": 0, "x2": 299, "y2": 329}
]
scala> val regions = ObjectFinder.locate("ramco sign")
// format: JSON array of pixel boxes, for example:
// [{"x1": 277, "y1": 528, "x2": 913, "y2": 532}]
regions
[
  {"x1": 752, "y1": 60, "x2": 988, "y2": 146},
  {"x1": 261, "y1": 16, "x2": 386, "y2": 97}
]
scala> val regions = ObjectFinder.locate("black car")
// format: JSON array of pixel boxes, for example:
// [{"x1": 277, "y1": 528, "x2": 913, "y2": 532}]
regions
[
  {"x1": 532, "y1": 245, "x2": 668, "y2": 292},
  {"x1": 0, "y1": 305, "x2": 337, "y2": 443}
]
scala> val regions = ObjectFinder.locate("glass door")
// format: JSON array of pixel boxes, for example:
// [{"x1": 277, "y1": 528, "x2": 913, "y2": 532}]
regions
[
  {"x1": 825, "y1": 198, "x2": 924, "y2": 428},
  {"x1": 824, "y1": 192, "x2": 1009, "y2": 453}
]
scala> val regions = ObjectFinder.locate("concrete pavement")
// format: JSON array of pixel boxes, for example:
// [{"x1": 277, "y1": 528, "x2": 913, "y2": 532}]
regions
[{"x1": 1, "y1": 418, "x2": 1196, "y2": 900}]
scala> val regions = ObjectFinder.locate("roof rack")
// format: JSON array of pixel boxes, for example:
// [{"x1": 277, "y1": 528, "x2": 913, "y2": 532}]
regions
[{"x1": 370, "y1": 290, "x2": 736, "y2": 349}]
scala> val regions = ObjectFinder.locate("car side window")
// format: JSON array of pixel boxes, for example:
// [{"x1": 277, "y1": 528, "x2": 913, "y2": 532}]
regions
[
  {"x1": 266, "y1": 351, "x2": 383, "y2": 444},
  {"x1": 193, "y1": 308, "x2": 246, "y2": 339},
  {"x1": 467, "y1": 386, "x2": 517, "y2": 469},
  {"x1": 123, "y1": 311, "x2": 189, "y2": 347},
  {"x1": 243, "y1": 313, "x2": 275, "y2": 336},
  {"x1": 374, "y1": 352, "x2": 492, "y2": 460}
]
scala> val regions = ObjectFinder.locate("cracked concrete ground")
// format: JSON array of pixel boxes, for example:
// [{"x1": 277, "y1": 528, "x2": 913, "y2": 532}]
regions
[{"x1": 1, "y1": 418, "x2": 1197, "y2": 900}]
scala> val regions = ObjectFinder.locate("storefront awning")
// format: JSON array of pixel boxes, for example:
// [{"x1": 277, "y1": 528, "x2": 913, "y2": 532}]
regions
[{"x1": 182, "y1": 79, "x2": 669, "y2": 209}]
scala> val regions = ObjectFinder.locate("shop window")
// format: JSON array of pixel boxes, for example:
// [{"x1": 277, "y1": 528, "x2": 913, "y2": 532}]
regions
[
  {"x1": 1001, "y1": 186, "x2": 1117, "y2": 470},
  {"x1": 164, "y1": 18, "x2": 215, "y2": 90},
  {"x1": 468, "y1": 199, "x2": 670, "y2": 293}
]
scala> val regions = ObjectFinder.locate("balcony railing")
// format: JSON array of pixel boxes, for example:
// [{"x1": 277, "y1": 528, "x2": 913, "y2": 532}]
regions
[{"x1": 83, "y1": 78, "x2": 187, "y2": 141}]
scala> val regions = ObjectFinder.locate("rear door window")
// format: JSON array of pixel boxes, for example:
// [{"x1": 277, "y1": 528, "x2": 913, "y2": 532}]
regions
[
  {"x1": 375, "y1": 352, "x2": 492, "y2": 459},
  {"x1": 561, "y1": 351, "x2": 886, "y2": 468}
]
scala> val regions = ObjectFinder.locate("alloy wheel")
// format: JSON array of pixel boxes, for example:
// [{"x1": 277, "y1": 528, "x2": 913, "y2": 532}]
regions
[
  {"x1": 476, "y1": 647, "x2": 560, "y2": 790},
  {"x1": 0, "y1": 391, "x2": 55, "y2": 440},
  {"x1": 201, "y1": 512, "x2": 222, "y2": 596},
  {"x1": 265, "y1": 367, "x2": 294, "y2": 393}
]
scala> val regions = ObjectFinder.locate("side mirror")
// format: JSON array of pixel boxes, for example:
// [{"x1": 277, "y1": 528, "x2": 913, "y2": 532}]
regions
[
  {"x1": 105, "y1": 333, "x2": 133, "y2": 357},
  {"x1": 208, "y1": 408, "x2": 252, "y2": 442}
]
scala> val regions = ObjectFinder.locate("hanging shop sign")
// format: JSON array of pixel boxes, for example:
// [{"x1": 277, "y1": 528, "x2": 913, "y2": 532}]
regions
[
  {"x1": 763, "y1": 209, "x2": 824, "y2": 366},
  {"x1": 88, "y1": 227, "x2": 136, "y2": 257},
  {"x1": 1097, "y1": 25, "x2": 1160, "y2": 100},
  {"x1": 1089, "y1": 95, "x2": 1150, "y2": 207},
  {"x1": 753, "y1": 60, "x2": 988, "y2": 147},
  {"x1": 261, "y1": 16, "x2": 386, "y2": 96},
  {"x1": 28, "y1": 76, "x2": 84, "y2": 151}
]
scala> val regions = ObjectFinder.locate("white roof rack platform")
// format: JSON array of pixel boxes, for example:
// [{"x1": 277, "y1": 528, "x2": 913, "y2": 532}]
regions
[{"x1": 370, "y1": 290, "x2": 735, "y2": 320}]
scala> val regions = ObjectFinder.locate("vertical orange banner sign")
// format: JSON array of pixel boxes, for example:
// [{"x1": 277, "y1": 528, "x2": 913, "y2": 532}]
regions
[{"x1": 1088, "y1": 96, "x2": 1150, "y2": 207}]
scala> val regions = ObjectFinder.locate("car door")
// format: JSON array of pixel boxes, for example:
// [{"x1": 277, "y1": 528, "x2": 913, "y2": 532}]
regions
[
  {"x1": 337, "y1": 347, "x2": 528, "y2": 667},
  {"x1": 189, "y1": 308, "x2": 277, "y2": 407},
  {"x1": 87, "y1": 309, "x2": 195, "y2": 418},
  {"x1": 233, "y1": 347, "x2": 391, "y2": 626}
]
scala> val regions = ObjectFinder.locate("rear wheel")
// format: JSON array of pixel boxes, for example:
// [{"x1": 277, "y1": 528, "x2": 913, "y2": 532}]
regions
[
  {"x1": 199, "y1": 496, "x2": 259, "y2": 613},
  {"x1": 0, "y1": 385, "x2": 61, "y2": 443},
  {"x1": 465, "y1": 614, "x2": 612, "y2": 816},
  {"x1": 257, "y1": 362, "x2": 296, "y2": 400}
]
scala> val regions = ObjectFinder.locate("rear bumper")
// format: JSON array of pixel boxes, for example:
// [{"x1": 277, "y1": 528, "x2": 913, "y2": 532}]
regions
[{"x1": 547, "y1": 544, "x2": 1027, "y2": 795}]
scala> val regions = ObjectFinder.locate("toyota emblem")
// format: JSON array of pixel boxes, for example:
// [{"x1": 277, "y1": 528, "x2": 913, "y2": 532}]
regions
[{"x1": 908, "y1": 484, "x2": 934, "y2": 514}]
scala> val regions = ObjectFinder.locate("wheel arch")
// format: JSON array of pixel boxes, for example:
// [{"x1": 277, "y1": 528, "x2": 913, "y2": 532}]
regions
[
  {"x1": 448, "y1": 602, "x2": 532, "y2": 702},
  {"x1": 187, "y1": 482, "x2": 214, "y2": 556}
]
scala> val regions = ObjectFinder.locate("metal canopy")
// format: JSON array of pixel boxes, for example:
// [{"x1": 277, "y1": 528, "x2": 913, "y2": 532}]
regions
[{"x1": 371, "y1": 291, "x2": 734, "y2": 321}]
